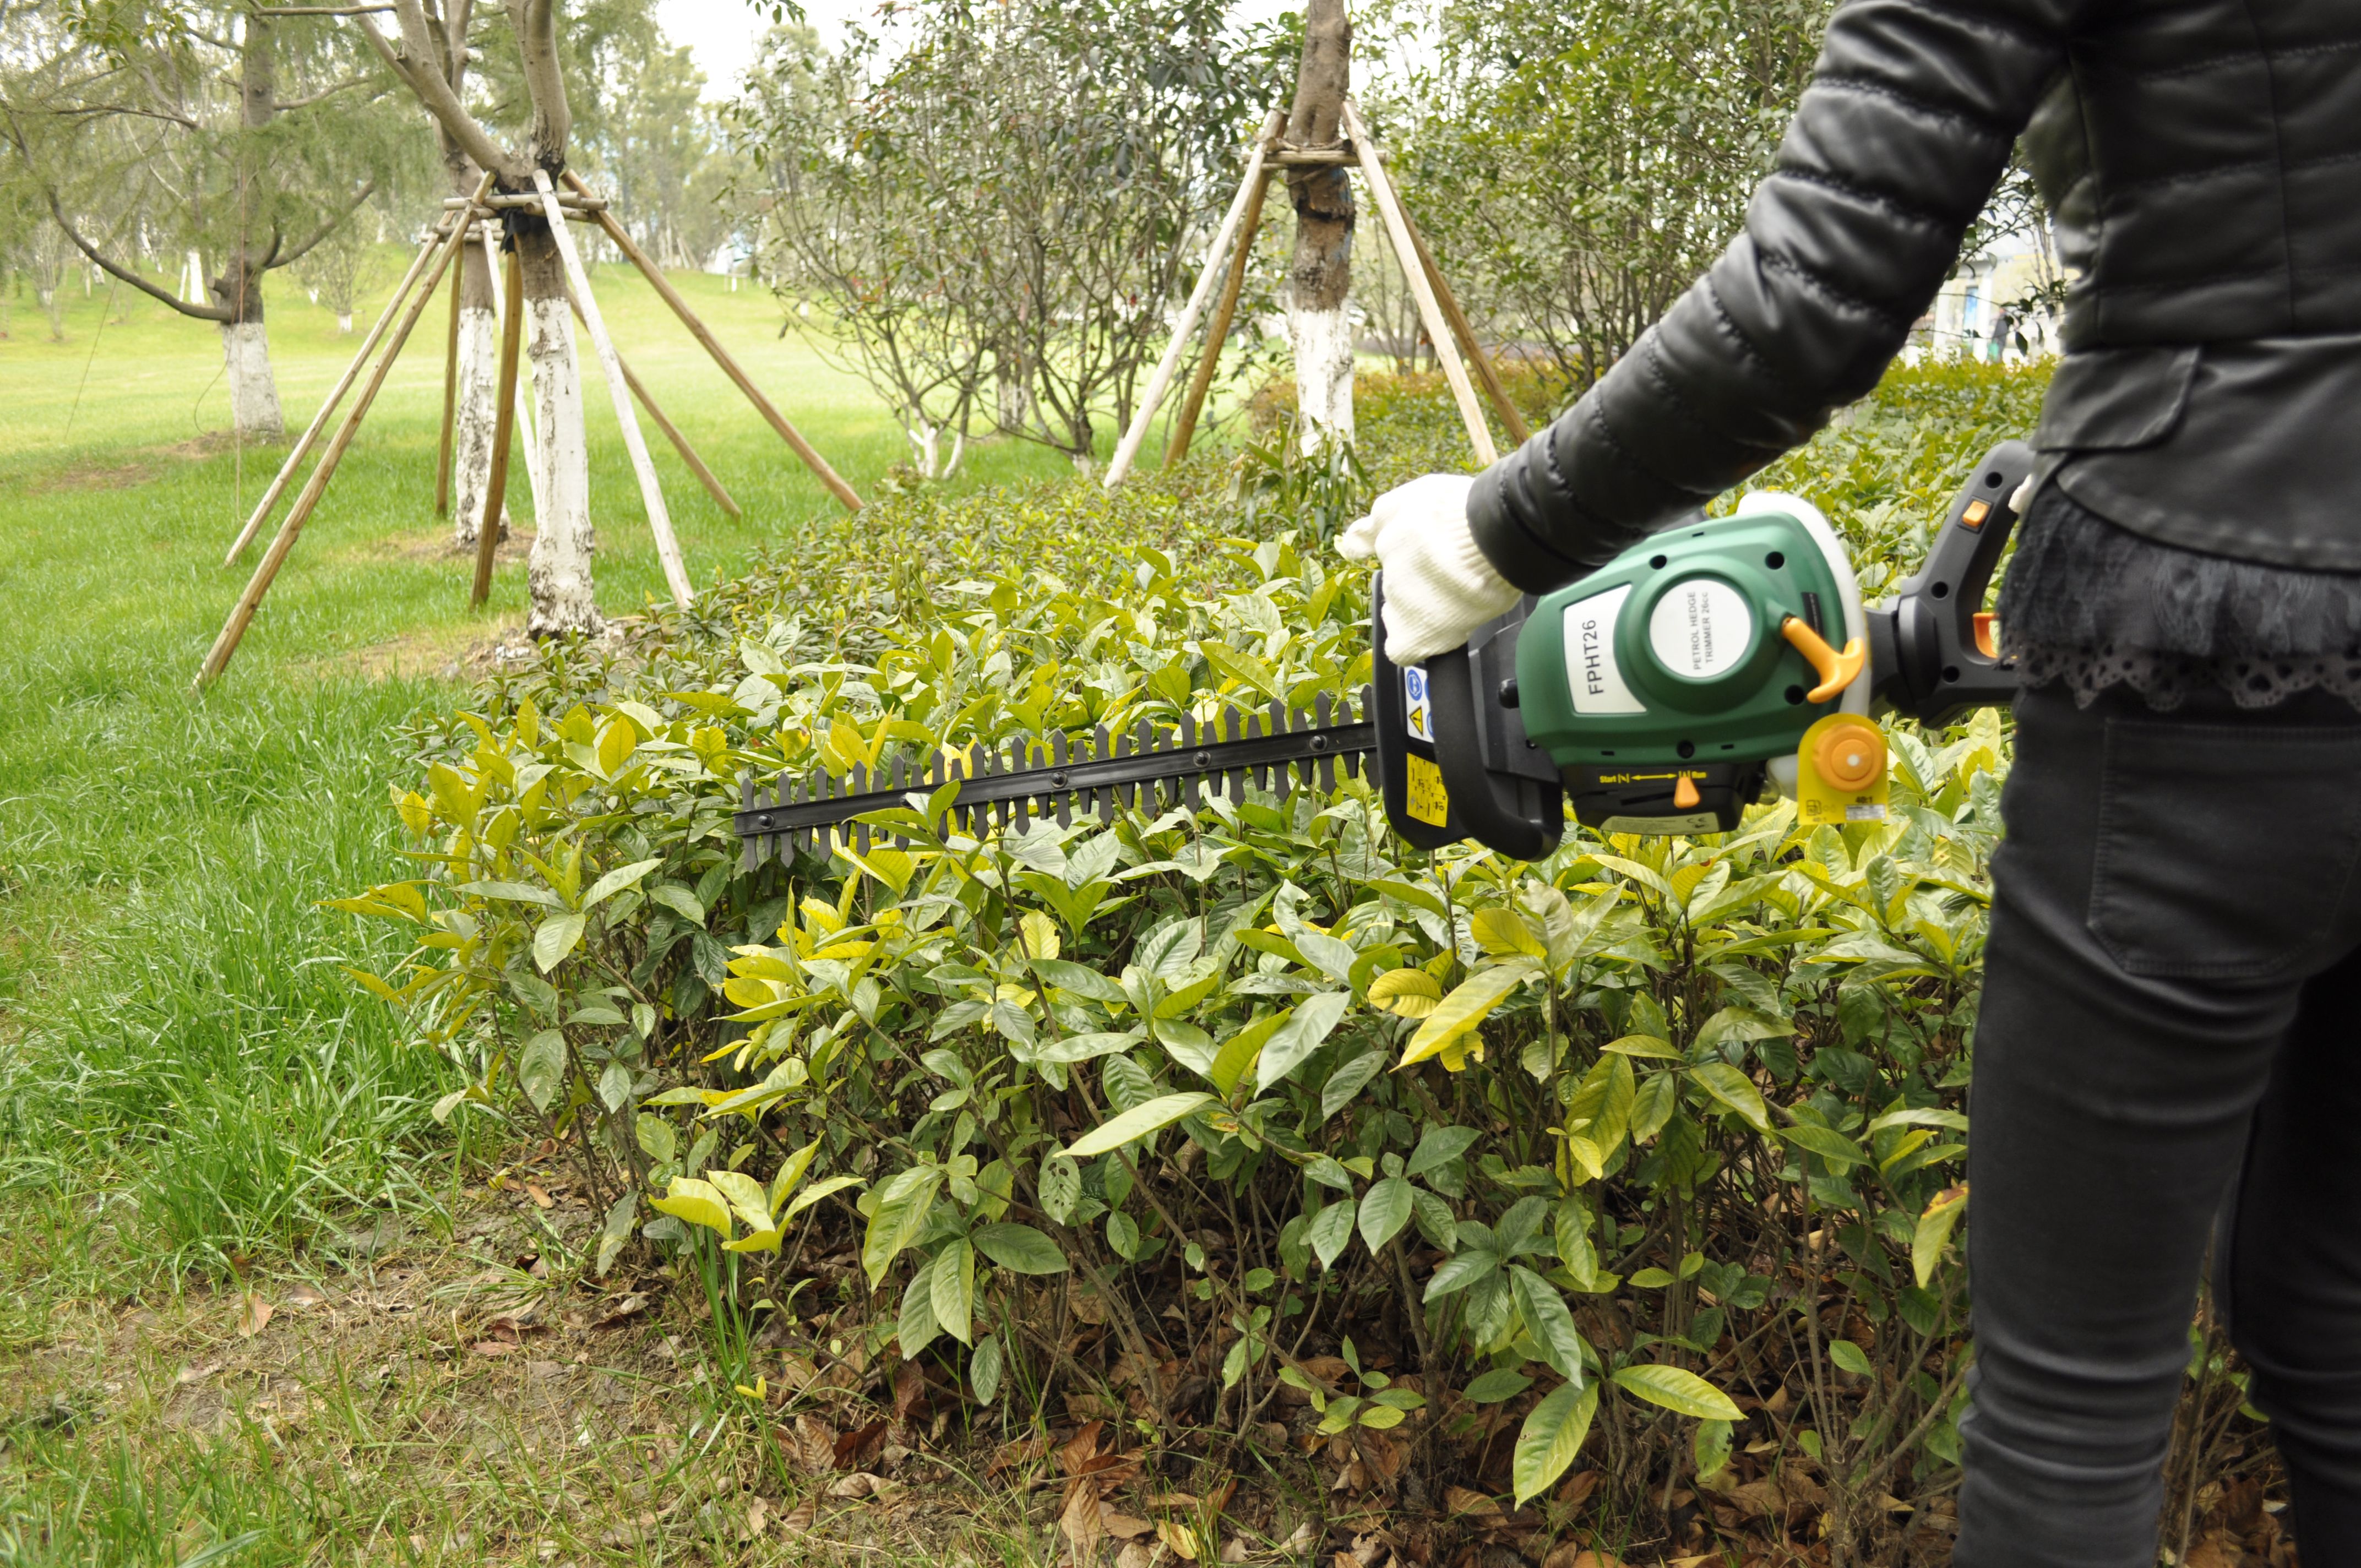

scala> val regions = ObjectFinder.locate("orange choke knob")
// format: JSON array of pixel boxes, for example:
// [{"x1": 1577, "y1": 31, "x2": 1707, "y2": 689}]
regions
[
  {"x1": 1780, "y1": 616, "x2": 1867, "y2": 703},
  {"x1": 1813, "y1": 718, "x2": 1885, "y2": 793}
]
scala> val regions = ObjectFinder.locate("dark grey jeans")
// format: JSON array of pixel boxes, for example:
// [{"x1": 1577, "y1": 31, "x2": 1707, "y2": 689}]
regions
[{"x1": 1957, "y1": 681, "x2": 2361, "y2": 1564}]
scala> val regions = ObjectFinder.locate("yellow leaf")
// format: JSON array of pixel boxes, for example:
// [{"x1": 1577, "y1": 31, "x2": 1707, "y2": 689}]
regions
[
  {"x1": 1019, "y1": 911, "x2": 1062, "y2": 963},
  {"x1": 1471, "y1": 907, "x2": 1547, "y2": 960},
  {"x1": 725, "y1": 1227, "x2": 786, "y2": 1254},
  {"x1": 1399, "y1": 964, "x2": 1527, "y2": 1070},
  {"x1": 1367, "y1": 968, "x2": 1444, "y2": 1019},
  {"x1": 1913, "y1": 1183, "x2": 1970, "y2": 1287},
  {"x1": 650, "y1": 1177, "x2": 732, "y2": 1238},
  {"x1": 708, "y1": 1169, "x2": 775, "y2": 1233},
  {"x1": 596, "y1": 717, "x2": 637, "y2": 776},
  {"x1": 393, "y1": 788, "x2": 432, "y2": 837}
]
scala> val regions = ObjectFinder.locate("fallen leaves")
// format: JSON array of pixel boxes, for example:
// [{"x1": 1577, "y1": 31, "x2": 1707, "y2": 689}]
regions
[{"x1": 235, "y1": 1293, "x2": 274, "y2": 1338}]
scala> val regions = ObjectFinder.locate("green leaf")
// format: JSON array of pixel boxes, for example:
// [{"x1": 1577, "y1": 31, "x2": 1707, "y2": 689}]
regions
[
  {"x1": 1508, "y1": 1266, "x2": 1588, "y2": 1386},
  {"x1": 584, "y1": 858, "x2": 664, "y2": 910},
  {"x1": 1033, "y1": 1030, "x2": 1147, "y2": 1065},
  {"x1": 1320, "y1": 1047, "x2": 1387, "y2": 1122},
  {"x1": 1829, "y1": 1339, "x2": 1873, "y2": 1378},
  {"x1": 897, "y1": 1261, "x2": 940, "y2": 1359},
  {"x1": 532, "y1": 910, "x2": 587, "y2": 972},
  {"x1": 1779, "y1": 1123, "x2": 1869, "y2": 1168},
  {"x1": 1688, "y1": 1061, "x2": 1773, "y2": 1133},
  {"x1": 518, "y1": 1029, "x2": 567, "y2": 1112},
  {"x1": 1694, "y1": 1005, "x2": 1793, "y2": 1050},
  {"x1": 1256, "y1": 990, "x2": 1353, "y2": 1091},
  {"x1": 931, "y1": 1239, "x2": 976, "y2": 1346},
  {"x1": 863, "y1": 1166, "x2": 944, "y2": 1286},
  {"x1": 971, "y1": 1332, "x2": 1004, "y2": 1404},
  {"x1": 1913, "y1": 1184, "x2": 1970, "y2": 1287},
  {"x1": 1358, "y1": 1177, "x2": 1413, "y2": 1256},
  {"x1": 1512, "y1": 1380, "x2": 1601, "y2": 1505},
  {"x1": 1600, "y1": 1033, "x2": 1683, "y2": 1060},
  {"x1": 708, "y1": 1169, "x2": 774, "y2": 1233},
  {"x1": 1307, "y1": 1202, "x2": 1354, "y2": 1268},
  {"x1": 1293, "y1": 929, "x2": 1359, "y2": 986},
  {"x1": 1210, "y1": 1012, "x2": 1287, "y2": 1096},
  {"x1": 1064, "y1": 1092, "x2": 1215, "y2": 1158},
  {"x1": 649, "y1": 884, "x2": 706, "y2": 924},
  {"x1": 1695, "y1": 1418, "x2": 1734, "y2": 1480},
  {"x1": 1423, "y1": 1246, "x2": 1500, "y2": 1301},
  {"x1": 1611, "y1": 1363, "x2": 1743, "y2": 1421},
  {"x1": 782, "y1": 1174, "x2": 864, "y2": 1220},
  {"x1": 1865, "y1": 1105, "x2": 1972, "y2": 1136},
  {"x1": 1398, "y1": 963, "x2": 1526, "y2": 1069},
  {"x1": 1406, "y1": 1124, "x2": 1481, "y2": 1177},
  {"x1": 972, "y1": 1222, "x2": 1069, "y2": 1275},
  {"x1": 1462, "y1": 1368, "x2": 1532, "y2": 1404}
]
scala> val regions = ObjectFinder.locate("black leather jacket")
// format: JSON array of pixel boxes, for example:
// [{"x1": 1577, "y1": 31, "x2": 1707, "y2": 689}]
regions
[{"x1": 1467, "y1": 0, "x2": 2361, "y2": 589}]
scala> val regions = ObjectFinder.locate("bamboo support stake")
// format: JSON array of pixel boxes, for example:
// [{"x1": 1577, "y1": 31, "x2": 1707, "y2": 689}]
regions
[
  {"x1": 221, "y1": 210, "x2": 456, "y2": 565},
  {"x1": 532, "y1": 170, "x2": 694, "y2": 606},
  {"x1": 1105, "y1": 108, "x2": 1285, "y2": 488},
  {"x1": 436, "y1": 237, "x2": 462, "y2": 514},
  {"x1": 1396, "y1": 201, "x2": 1530, "y2": 445},
  {"x1": 1165, "y1": 165, "x2": 1273, "y2": 467},
  {"x1": 482, "y1": 225, "x2": 545, "y2": 521},
  {"x1": 565, "y1": 284, "x2": 741, "y2": 518},
  {"x1": 472, "y1": 245, "x2": 525, "y2": 607},
  {"x1": 1341, "y1": 100, "x2": 1497, "y2": 466},
  {"x1": 197, "y1": 187, "x2": 481, "y2": 687},
  {"x1": 563, "y1": 170, "x2": 863, "y2": 513}
]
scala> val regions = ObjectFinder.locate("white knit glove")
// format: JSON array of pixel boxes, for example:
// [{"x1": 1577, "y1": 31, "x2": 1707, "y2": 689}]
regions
[{"x1": 1337, "y1": 473, "x2": 1521, "y2": 664}]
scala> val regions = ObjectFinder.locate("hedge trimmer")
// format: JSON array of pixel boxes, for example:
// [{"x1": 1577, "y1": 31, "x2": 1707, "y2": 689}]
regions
[{"x1": 736, "y1": 442, "x2": 2030, "y2": 868}]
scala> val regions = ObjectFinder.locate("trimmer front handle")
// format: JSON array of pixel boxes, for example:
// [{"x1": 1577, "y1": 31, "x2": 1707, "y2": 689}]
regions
[{"x1": 1866, "y1": 439, "x2": 2034, "y2": 727}]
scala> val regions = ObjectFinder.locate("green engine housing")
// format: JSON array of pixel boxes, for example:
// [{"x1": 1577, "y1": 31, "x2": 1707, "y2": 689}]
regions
[{"x1": 1514, "y1": 506, "x2": 1856, "y2": 772}]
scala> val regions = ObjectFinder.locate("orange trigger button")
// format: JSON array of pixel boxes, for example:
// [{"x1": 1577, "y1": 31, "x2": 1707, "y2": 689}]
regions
[{"x1": 1673, "y1": 774, "x2": 1701, "y2": 810}]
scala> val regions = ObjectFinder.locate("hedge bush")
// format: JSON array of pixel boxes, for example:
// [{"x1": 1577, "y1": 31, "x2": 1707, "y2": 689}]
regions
[{"x1": 333, "y1": 361, "x2": 2108, "y2": 1560}]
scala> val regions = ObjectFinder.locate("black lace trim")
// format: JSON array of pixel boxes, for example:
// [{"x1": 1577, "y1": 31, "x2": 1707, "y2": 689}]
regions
[{"x1": 1998, "y1": 484, "x2": 2361, "y2": 711}]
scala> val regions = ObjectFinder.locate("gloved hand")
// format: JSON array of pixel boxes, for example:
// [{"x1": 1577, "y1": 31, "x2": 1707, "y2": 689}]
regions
[{"x1": 1337, "y1": 473, "x2": 1521, "y2": 664}]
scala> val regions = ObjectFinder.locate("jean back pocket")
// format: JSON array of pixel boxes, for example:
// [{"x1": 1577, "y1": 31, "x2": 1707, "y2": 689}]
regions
[{"x1": 2090, "y1": 718, "x2": 2361, "y2": 979}]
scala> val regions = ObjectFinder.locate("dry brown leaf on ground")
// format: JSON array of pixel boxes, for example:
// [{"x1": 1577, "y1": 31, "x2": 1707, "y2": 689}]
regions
[
  {"x1": 1098, "y1": 1507, "x2": 1154, "y2": 1541},
  {"x1": 1115, "y1": 1545, "x2": 1156, "y2": 1568},
  {"x1": 778, "y1": 1497, "x2": 817, "y2": 1537},
  {"x1": 832, "y1": 1416, "x2": 889, "y2": 1470},
  {"x1": 1060, "y1": 1477, "x2": 1106, "y2": 1562},
  {"x1": 1157, "y1": 1520, "x2": 1202, "y2": 1560},
  {"x1": 236, "y1": 1294, "x2": 274, "y2": 1338},
  {"x1": 1553, "y1": 1471, "x2": 1600, "y2": 1512},
  {"x1": 1443, "y1": 1487, "x2": 1499, "y2": 1517},
  {"x1": 827, "y1": 1471, "x2": 901, "y2": 1501},
  {"x1": 468, "y1": 1340, "x2": 520, "y2": 1357},
  {"x1": 590, "y1": 1293, "x2": 650, "y2": 1329},
  {"x1": 284, "y1": 1283, "x2": 329, "y2": 1308}
]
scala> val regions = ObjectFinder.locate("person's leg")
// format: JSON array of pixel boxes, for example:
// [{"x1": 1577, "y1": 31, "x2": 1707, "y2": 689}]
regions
[
  {"x1": 1954, "y1": 684, "x2": 2361, "y2": 1566},
  {"x1": 2221, "y1": 945, "x2": 2361, "y2": 1561}
]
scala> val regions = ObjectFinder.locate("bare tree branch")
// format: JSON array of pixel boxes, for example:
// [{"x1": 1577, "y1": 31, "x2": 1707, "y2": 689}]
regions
[
  {"x1": 274, "y1": 75, "x2": 381, "y2": 110},
  {"x1": 510, "y1": 0, "x2": 569, "y2": 166},
  {"x1": 45, "y1": 192, "x2": 233, "y2": 322},
  {"x1": 271, "y1": 179, "x2": 379, "y2": 267},
  {"x1": 356, "y1": 5, "x2": 523, "y2": 179}
]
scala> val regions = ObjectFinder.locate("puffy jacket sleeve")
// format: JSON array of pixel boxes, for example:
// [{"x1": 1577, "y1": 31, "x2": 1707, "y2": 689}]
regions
[{"x1": 1467, "y1": 0, "x2": 2074, "y2": 592}]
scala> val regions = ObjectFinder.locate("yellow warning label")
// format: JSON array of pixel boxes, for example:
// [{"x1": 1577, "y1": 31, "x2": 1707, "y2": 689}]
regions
[
  {"x1": 1405, "y1": 753, "x2": 1450, "y2": 827},
  {"x1": 1796, "y1": 713, "x2": 1890, "y2": 827}
]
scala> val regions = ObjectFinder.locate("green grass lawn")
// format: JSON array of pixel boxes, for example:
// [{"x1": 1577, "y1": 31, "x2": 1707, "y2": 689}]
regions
[
  {"x1": 0, "y1": 259, "x2": 1098, "y2": 1283},
  {"x1": 0, "y1": 264, "x2": 1111, "y2": 1565}
]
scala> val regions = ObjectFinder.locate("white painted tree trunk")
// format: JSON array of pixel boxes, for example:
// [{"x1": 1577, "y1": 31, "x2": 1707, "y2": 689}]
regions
[
  {"x1": 522, "y1": 290, "x2": 599, "y2": 638},
  {"x1": 1288, "y1": 302, "x2": 1355, "y2": 451},
  {"x1": 182, "y1": 249, "x2": 206, "y2": 304},
  {"x1": 336, "y1": 311, "x2": 353, "y2": 333},
  {"x1": 451, "y1": 303, "x2": 507, "y2": 549},
  {"x1": 219, "y1": 320, "x2": 286, "y2": 440}
]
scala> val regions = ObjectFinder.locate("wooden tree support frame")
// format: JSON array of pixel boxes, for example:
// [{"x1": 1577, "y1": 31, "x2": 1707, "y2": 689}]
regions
[
  {"x1": 1107, "y1": 96, "x2": 1531, "y2": 487},
  {"x1": 201, "y1": 170, "x2": 865, "y2": 685}
]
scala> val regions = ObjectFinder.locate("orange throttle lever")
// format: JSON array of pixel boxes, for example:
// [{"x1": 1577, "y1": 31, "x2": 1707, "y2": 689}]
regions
[{"x1": 1779, "y1": 616, "x2": 1867, "y2": 703}]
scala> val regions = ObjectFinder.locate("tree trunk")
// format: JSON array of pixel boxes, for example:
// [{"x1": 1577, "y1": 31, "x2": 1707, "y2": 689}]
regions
[
  {"x1": 215, "y1": 14, "x2": 286, "y2": 441},
  {"x1": 451, "y1": 235, "x2": 508, "y2": 549},
  {"x1": 516, "y1": 216, "x2": 598, "y2": 638},
  {"x1": 214, "y1": 259, "x2": 286, "y2": 440},
  {"x1": 1285, "y1": 0, "x2": 1354, "y2": 452}
]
